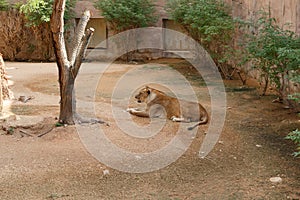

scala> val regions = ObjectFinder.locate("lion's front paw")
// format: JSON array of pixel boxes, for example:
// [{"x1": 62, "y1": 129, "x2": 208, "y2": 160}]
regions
[
  {"x1": 171, "y1": 116, "x2": 177, "y2": 121},
  {"x1": 126, "y1": 108, "x2": 134, "y2": 113},
  {"x1": 171, "y1": 116, "x2": 184, "y2": 122},
  {"x1": 126, "y1": 108, "x2": 138, "y2": 113}
]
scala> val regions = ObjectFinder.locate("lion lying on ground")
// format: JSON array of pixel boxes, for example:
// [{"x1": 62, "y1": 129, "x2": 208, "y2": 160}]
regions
[{"x1": 127, "y1": 86, "x2": 209, "y2": 130}]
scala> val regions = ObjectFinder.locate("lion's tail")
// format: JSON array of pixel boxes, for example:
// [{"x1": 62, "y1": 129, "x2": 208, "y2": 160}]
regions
[{"x1": 188, "y1": 116, "x2": 208, "y2": 130}]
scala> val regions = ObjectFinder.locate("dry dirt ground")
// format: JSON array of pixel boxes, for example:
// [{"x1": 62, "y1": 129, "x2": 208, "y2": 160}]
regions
[{"x1": 0, "y1": 59, "x2": 299, "y2": 200}]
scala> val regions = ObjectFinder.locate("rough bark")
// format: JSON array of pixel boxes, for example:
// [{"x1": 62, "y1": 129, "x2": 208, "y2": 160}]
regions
[
  {"x1": 0, "y1": 53, "x2": 13, "y2": 112},
  {"x1": 0, "y1": 53, "x2": 14, "y2": 106},
  {"x1": 50, "y1": 0, "x2": 94, "y2": 124},
  {"x1": 0, "y1": 65, "x2": 2, "y2": 113},
  {"x1": 68, "y1": 10, "x2": 91, "y2": 66},
  {"x1": 280, "y1": 70, "x2": 291, "y2": 107},
  {"x1": 72, "y1": 27, "x2": 94, "y2": 78}
]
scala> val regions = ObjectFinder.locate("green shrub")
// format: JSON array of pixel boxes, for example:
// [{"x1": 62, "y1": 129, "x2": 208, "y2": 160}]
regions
[
  {"x1": 244, "y1": 13, "x2": 300, "y2": 100},
  {"x1": 20, "y1": 0, "x2": 53, "y2": 26},
  {"x1": 95, "y1": 0, "x2": 157, "y2": 33},
  {"x1": 19, "y1": 0, "x2": 76, "y2": 26},
  {"x1": 166, "y1": 0, "x2": 235, "y2": 71},
  {"x1": 0, "y1": 0, "x2": 9, "y2": 11},
  {"x1": 288, "y1": 75, "x2": 300, "y2": 105},
  {"x1": 285, "y1": 129, "x2": 300, "y2": 157}
]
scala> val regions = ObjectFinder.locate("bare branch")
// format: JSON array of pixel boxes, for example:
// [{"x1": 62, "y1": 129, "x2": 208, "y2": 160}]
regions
[
  {"x1": 50, "y1": 0, "x2": 69, "y2": 68},
  {"x1": 50, "y1": 1, "x2": 96, "y2": 125},
  {"x1": 72, "y1": 27, "x2": 94, "y2": 78},
  {"x1": 68, "y1": 10, "x2": 91, "y2": 66}
]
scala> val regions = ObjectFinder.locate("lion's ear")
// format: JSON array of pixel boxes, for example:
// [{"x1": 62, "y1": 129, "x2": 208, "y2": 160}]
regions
[{"x1": 145, "y1": 86, "x2": 151, "y2": 94}]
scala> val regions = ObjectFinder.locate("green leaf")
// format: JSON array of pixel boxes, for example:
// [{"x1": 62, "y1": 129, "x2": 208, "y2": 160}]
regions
[
  {"x1": 55, "y1": 122, "x2": 64, "y2": 127},
  {"x1": 19, "y1": 0, "x2": 76, "y2": 27},
  {"x1": 95, "y1": 0, "x2": 157, "y2": 32}
]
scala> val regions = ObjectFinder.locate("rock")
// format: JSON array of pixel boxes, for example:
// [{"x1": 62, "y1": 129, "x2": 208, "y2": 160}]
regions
[
  {"x1": 270, "y1": 176, "x2": 282, "y2": 183},
  {"x1": 103, "y1": 169, "x2": 110, "y2": 176},
  {"x1": 18, "y1": 95, "x2": 34, "y2": 103},
  {"x1": 135, "y1": 155, "x2": 142, "y2": 160},
  {"x1": 8, "y1": 115, "x2": 44, "y2": 127}
]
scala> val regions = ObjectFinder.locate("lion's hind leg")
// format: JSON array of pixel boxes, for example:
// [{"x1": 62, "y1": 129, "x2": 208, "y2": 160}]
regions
[{"x1": 187, "y1": 117, "x2": 208, "y2": 130}]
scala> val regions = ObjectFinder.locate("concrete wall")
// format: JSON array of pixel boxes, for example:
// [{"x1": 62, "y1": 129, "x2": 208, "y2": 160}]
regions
[{"x1": 225, "y1": 0, "x2": 300, "y2": 35}]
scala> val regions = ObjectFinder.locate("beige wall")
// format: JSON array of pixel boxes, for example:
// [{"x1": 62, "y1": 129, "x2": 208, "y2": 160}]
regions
[
  {"x1": 222, "y1": 0, "x2": 300, "y2": 94},
  {"x1": 163, "y1": 19, "x2": 191, "y2": 50},
  {"x1": 77, "y1": 18, "x2": 107, "y2": 49},
  {"x1": 225, "y1": 0, "x2": 300, "y2": 34}
]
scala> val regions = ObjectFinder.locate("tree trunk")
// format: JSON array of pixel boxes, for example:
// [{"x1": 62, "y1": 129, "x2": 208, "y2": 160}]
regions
[
  {"x1": 68, "y1": 10, "x2": 90, "y2": 65},
  {"x1": 51, "y1": 0, "x2": 73, "y2": 124},
  {"x1": 280, "y1": 70, "x2": 291, "y2": 108},
  {"x1": 0, "y1": 67, "x2": 2, "y2": 113},
  {"x1": 0, "y1": 53, "x2": 13, "y2": 113},
  {"x1": 51, "y1": 0, "x2": 93, "y2": 125},
  {"x1": 262, "y1": 75, "x2": 269, "y2": 96},
  {"x1": 58, "y1": 68, "x2": 75, "y2": 124}
]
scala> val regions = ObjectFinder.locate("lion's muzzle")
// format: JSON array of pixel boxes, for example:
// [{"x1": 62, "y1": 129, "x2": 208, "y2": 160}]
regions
[{"x1": 135, "y1": 95, "x2": 142, "y2": 103}]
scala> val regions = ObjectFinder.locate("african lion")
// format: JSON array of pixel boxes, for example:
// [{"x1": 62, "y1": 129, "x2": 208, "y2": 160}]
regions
[{"x1": 127, "y1": 86, "x2": 209, "y2": 130}]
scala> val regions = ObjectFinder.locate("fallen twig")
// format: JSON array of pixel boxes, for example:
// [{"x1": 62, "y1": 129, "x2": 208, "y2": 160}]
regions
[
  {"x1": 19, "y1": 129, "x2": 34, "y2": 137},
  {"x1": 37, "y1": 127, "x2": 54, "y2": 137}
]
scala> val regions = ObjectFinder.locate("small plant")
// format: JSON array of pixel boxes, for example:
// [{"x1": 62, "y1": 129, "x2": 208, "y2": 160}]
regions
[
  {"x1": 55, "y1": 122, "x2": 63, "y2": 127},
  {"x1": 13, "y1": 2, "x2": 24, "y2": 10},
  {"x1": 288, "y1": 93, "x2": 300, "y2": 103},
  {"x1": 0, "y1": 0, "x2": 9, "y2": 11},
  {"x1": 7, "y1": 126, "x2": 14, "y2": 135},
  {"x1": 288, "y1": 75, "x2": 300, "y2": 105},
  {"x1": 285, "y1": 129, "x2": 300, "y2": 157},
  {"x1": 244, "y1": 12, "x2": 300, "y2": 104}
]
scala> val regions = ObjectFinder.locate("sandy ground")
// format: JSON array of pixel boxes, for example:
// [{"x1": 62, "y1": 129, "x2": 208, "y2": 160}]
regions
[{"x1": 0, "y1": 60, "x2": 299, "y2": 200}]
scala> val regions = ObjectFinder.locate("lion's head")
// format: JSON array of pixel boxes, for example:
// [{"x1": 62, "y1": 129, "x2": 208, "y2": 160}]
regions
[{"x1": 135, "y1": 86, "x2": 151, "y2": 103}]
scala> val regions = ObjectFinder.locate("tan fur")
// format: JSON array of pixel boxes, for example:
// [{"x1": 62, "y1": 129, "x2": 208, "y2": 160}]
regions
[{"x1": 127, "y1": 86, "x2": 209, "y2": 130}]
